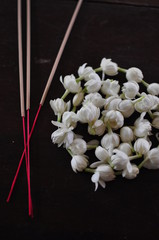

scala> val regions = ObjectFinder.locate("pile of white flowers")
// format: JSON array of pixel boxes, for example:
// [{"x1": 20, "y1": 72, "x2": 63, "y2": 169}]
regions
[{"x1": 50, "y1": 58, "x2": 159, "y2": 190}]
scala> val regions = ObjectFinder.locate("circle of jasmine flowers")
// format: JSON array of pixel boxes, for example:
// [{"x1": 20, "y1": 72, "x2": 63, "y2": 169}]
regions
[{"x1": 50, "y1": 58, "x2": 159, "y2": 191}]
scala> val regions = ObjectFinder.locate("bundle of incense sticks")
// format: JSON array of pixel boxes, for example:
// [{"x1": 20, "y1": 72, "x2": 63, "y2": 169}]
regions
[{"x1": 7, "y1": 0, "x2": 83, "y2": 217}]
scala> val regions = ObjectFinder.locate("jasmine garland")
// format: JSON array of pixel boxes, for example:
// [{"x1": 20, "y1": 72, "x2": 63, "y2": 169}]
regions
[{"x1": 50, "y1": 58, "x2": 159, "y2": 191}]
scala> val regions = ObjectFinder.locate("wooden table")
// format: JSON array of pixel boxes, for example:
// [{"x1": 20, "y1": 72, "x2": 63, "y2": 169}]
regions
[{"x1": 0, "y1": 0, "x2": 159, "y2": 239}]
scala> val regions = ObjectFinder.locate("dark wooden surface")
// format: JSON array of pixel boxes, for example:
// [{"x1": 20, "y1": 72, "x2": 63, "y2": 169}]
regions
[
  {"x1": 0, "y1": 0, "x2": 159, "y2": 239},
  {"x1": 89, "y1": 0, "x2": 159, "y2": 7}
]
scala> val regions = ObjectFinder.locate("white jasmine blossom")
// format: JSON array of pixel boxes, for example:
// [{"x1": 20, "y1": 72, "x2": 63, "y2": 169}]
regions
[
  {"x1": 83, "y1": 92, "x2": 106, "y2": 108},
  {"x1": 91, "y1": 164, "x2": 116, "y2": 191},
  {"x1": 78, "y1": 63, "x2": 95, "y2": 81},
  {"x1": 147, "y1": 83, "x2": 159, "y2": 96},
  {"x1": 88, "y1": 120, "x2": 106, "y2": 136},
  {"x1": 154, "y1": 101, "x2": 159, "y2": 111},
  {"x1": 101, "y1": 132, "x2": 120, "y2": 154},
  {"x1": 152, "y1": 116, "x2": 159, "y2": 129},
  {"x1": 111, "y1": 149, "x2": 132, "y2": 173},
  {"x1": 77, "y1": 102, "x2": 100, "y2": 123},
  {"x1": 73, "y1": 92, "x2": 84, "y2": 107},
  {"x1": 51, "y1": 121, "x2": 74, "y2": 148},
  {"x1": 104, "y1": 96, "x2": 118, "y2": 109},
  {"x1": 135, "y1": 94, "x2": 158, "y2": 113},
  {"x1": 134, "y1": 112, "x2": 152, "y2": 137},
  {"x1": 106, "y1": 97, "x2": 122, "y2": 111},
  {"x1": 118, "y1": 143, "x2": 132, "y2": 156},
  {"x1": 120, "y1": 126, "x2": 134, "y2": 143},
  {"x1": 152, "y1": 96, "x2": 159, "y2": 110},
  {"x1": 143, "y1": 147, "x2": 159, "y2": 169},
  {"x1": 122, "y1": 164, "x2": 139, "y2": 179},
  {"x1": 122, "y1": 81, "x2": 139, "y2": 99},
  {"x1": 103, "y1": 110, "x2": 124, "y2": 130},
  {"x1": 134, "y1": 138, "x2": 151, "y2": 155},
  {"x1": 62, "y1": 111, "x2": 78, "y2": 128},
  {"x1": 118, "y1": 100, "x2": 134, "y2": 118},
  {"x1": 101, "y1": 79, "x2": 120, "y2": 96},
  {"x1": 100, "y1": 58, "x2": 118, "y2": 76},
  {"x1": 151, "y1": 111, "x2": 159, "y2": 118},
  {"x1": 126, "y1": 67, "x2": 143, "y2": 83},
  {"x1": 60, "y1": 75, "x2": 81, "y2": 93},
  {"x1": 69, "y1": 138, "x2": 87, "y2": 155},
  {"x1": 90, "y1": 146, "x2": 110, "y2": 168},
  {"x1": 71, "y1": 155, "x2": 89, "y2": 173},
  {"x1": 95, "y1": 146, "x2": 110, "y2": 161},
  {"x1": 87, "y1": 139, "x2": 99, "y2": 148},
  {"x1": 50, "y1": 98, "x2": 70, "y2": 116},
  {"x1": 84, "y1": 73, "x2": 102, "y2": 93}
]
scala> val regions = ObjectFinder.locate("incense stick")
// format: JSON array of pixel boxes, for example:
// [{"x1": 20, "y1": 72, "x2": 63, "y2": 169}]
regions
[
  {"x1": 26, "y1": 0, "x2": 33, "y2": 217},
  {"x1": 17, "y1": 0, "x2": 28, "y2": 180},
  {"x1": 40, "y1": 0, "x2": 83, "y2": 105},
  {"x1": 17, "y1": 0, "x2": 30, "y2": 212},
  {"x1": 6, "y1": 105, "x2": 42, "y2": 202},
  {"x1": 7, "y1": 0, "x2": 83, "y2": 201}
]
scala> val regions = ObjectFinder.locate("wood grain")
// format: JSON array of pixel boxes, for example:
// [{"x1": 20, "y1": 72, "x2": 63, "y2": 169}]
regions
[{"x1": 0, "y1": 1, "x2": 159, "y2": 239}]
